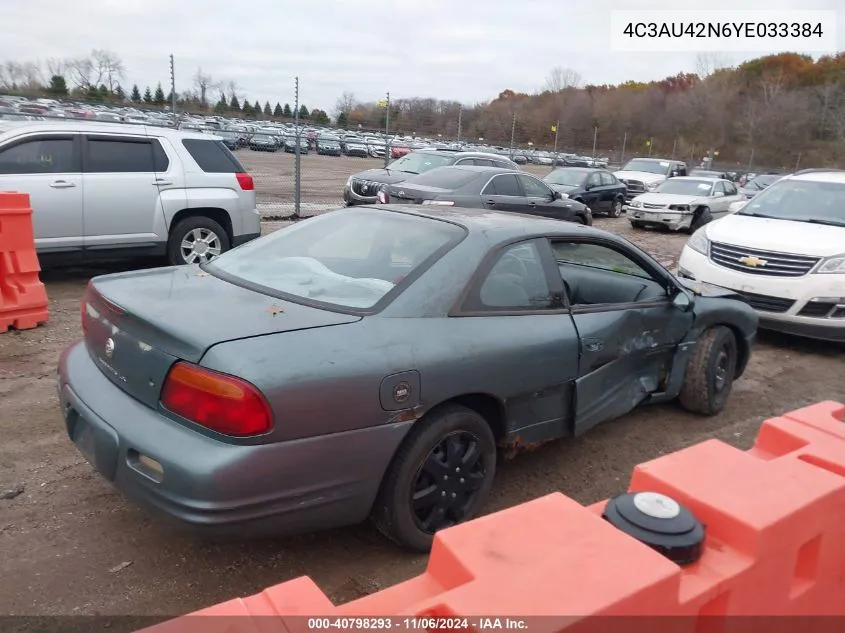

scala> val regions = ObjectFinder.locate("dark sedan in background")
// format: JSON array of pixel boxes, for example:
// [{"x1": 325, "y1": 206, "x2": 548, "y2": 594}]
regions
[
  {"x1": 543, "y1": 167, "x2": 627, "y2": 217},
  {"x1": 248, "y1": 133, "x2": 277, "y2": 152},
  {"x1": 316, "y1": 135, "x2": 342, "y2": 156},
  {"x1": 344, "y1": 149, "x2": 520, "y2": 206},
  {"x1": 378, "y1": 165, "x2": 593, "y2": 225},
  {"x1": 283, "y1": 136, "x2": 310, "y2": 154},
  {"x1": 739, "y1": 173, "x2": 785, "y2": 198}
]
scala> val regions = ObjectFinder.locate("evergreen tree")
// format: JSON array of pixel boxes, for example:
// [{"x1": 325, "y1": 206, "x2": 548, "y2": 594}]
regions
[
  {"x1": 130, "y1": 84, "x2": 141, "y2": 102},
  {"x1": 47, "y1": 75, "x2": 68, "y2": 97},
  {"x1": 283, "y1": 103, "x2": 292, "y2": 117},
  {"x1": 229, "y1": 94, "x2": 240, "y2": 111},
  {"x1": 253, "y1": 100, "x2": 261, "y2": 115},
  {"x1": 114, "y1": 84, "x2": 126, "y2": 101},
  {"x1": 143, "y1": 86, "x2": 153, "y2": 103},
  {"x1": 153, "y1": 83, "x2": 166, "y2": 105},
  {"x1": 242, "y1": 100, "x2": 253, "y2": 116},
  {"x1": 214, "y1": 92, "x2": 228, "y2": 114},
  {"x1": 336, "y1": 111, "x2": 348, "y2": 128},
  {"x1": 298, "y1": 105, "x2": 309, "y2": 119},
  {"x1": 263, "y1": 101, "x2": 272, "y2": 116},
  {"x1": 86, "y1": 84, "x2": 102, "y2": 101},
  {"x1": 273, "y1": 102, "x2": 283, "y2": 117}
]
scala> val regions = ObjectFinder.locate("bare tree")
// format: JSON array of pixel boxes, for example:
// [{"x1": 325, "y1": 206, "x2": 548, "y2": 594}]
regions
[
  {"x1": 226, "y1": 80, "x2": 241, "y2": 102},
  {"x1": 45, "y1": 58, "x2": 66, "y2": 78},
  {"x1": 66, "y1": 56, "x2": 95, "y2": 89},
  {"x1": 19, "y1": 61, "x2": 43, "y2": 90},
  {"x1": 334, "y1": 91, "x2": 356, "y2": 116},
  {"x1": 193, "y1": 67, "x2": 213, "y2": 107},
  {"x1": 0, "y1": 61, "x2": 24, "y2": 89},
  {"x1": 544, "y1": 66, "x2": 582, "y2": 92},
  {"x1": 694, "y1": 52, "x2": 732, "y2": 78},
  {"x1": 91, "y1": 50, "x2": 125, "y2": 92}
]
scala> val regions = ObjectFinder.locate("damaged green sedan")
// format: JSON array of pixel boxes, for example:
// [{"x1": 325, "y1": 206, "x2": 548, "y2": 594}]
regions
[{"x1": 58, "y1": 205, "x2": 757, "y2": 551}]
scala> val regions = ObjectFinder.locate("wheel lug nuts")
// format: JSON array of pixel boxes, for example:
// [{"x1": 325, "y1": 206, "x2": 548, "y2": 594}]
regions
[
  {"x1": 460, "y1": 478, "x2": 465, "y2": 483},
  {"x1": 441, "y1": 491, "x2": 446, "y2": 497},
  {"x1": 443, "y1": 475, "x2": 448, "y2": 480},
  {"x1": 451, "y1": 493, "x2": 457, "y2": 498}
]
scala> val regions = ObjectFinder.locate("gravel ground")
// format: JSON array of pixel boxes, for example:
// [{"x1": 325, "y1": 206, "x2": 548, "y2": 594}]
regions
[{"x1": 1, "y1": 153, "x2": 843, "y2": 619}]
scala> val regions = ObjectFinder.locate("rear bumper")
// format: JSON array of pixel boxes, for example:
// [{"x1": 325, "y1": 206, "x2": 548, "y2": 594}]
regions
[{"x1": 57, "y1": 341, "x2": 413, "y2": 537}]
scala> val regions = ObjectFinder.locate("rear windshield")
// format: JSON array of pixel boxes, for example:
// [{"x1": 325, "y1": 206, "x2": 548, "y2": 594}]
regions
[
  {"x1": 403, "y1": 167, "x2": 481, "y2": 189},
  {"x1": 182, "y1": 138, "x2": 245, "y2": 173},
  {"x1": 206, "y1": 209, "x2": 466, "y2": 311}
]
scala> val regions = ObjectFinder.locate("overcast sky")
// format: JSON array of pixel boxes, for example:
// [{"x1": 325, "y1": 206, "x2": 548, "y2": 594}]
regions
[{"x1": 2, "y1": 0, "x2": 843, "y2": 112}]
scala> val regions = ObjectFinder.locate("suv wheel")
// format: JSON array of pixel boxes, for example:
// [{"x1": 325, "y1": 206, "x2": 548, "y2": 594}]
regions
[
  {"x1": 610, "y1": 199, "x2": 623, "y2": 218},
  {"x1": 167, "y1": 217, "x2": 230, "y2": 266}
]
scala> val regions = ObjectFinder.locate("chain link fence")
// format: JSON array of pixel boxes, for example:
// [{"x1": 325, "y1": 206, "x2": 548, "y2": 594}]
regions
[{"x1": 1, "y1": 99, "x2": 784, "y2": 221}]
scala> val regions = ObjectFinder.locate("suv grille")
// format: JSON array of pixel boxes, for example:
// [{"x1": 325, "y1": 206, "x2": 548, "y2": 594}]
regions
[
  {"x1": 798, "y1": 301, "x2": 837, "y2": 317},
  {"x1": 735, "y1": 291, "x2": 795, "y2": 313},
  {"x1": 642, "y1": 202, "x2": 666, "y2": 209},
  {"x1": 709, "y1": 242, "x2": 820, "y2": 277},
  {"x1": 351, "y1": 179, "x2": 381, "y2": 197}
]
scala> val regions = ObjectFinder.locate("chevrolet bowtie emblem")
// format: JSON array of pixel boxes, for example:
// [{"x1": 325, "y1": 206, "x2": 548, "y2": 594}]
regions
[{"x1": 738, "y1": 255, "x2": 768, "y2": 267}]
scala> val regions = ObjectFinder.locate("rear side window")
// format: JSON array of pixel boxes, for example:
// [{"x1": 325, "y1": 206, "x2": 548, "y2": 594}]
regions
[
  {"x1": 182, "y1": 138, "x2": 245, "y2": 173},
  {"x1": 484, "y1": 174, "x2": 522, "y2": 196},
  {"x1": 85, "y1": 137, "x2": 169, "y2": 172},
  {"x1": 494, "y1": 160, "x2": 516, "y2": 170},
  {"x1": 0, "y1": 136, "x2": 76, "y2": 174}
]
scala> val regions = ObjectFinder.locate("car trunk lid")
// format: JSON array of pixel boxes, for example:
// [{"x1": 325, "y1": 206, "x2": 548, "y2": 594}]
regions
[{"x1": 82, "y1": 266, "x2": 361, "y2": 408}]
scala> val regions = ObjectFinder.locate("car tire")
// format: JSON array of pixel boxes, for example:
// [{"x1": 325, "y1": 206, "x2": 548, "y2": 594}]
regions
[
  {"x1": 371, "y1": 403, "x2": 497, "y2": 552},
  {"x1": 167, "y1": 216, "x2": 230, "y2": 266},
  {"x1": 610, "y1": 199, "x2": 624, "y2": 218},
  {"x1": 630, "y1": 220, "x2": 645, "y2": 229},
  {"x1": 689, "y1": 206, "x2": 713, "y2": 233},
  {"x1": 679, "y1": 326, "x2": 738, "y2": 416}
]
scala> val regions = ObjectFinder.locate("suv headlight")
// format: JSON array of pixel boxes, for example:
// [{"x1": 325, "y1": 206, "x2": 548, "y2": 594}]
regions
[
  {"x1": 629, "y1": 199, "x2": 642, "y2": 208},
  {"x1": 815, "y1": 255, "x2": 845, "y2": 274},
  {"x1": 646, "y1": 182, "x2": 660, "y2": 191},
  {"x1": 686, "y1": 227, "x2": 710, "y2": 255}
]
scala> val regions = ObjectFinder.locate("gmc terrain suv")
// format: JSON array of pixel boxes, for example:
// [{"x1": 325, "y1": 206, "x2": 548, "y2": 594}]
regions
[{"x1": 0, "y1": 121, "x2": 261, "y2": 266}]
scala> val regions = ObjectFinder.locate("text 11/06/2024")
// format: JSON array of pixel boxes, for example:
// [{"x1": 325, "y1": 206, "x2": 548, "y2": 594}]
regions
[
  {"x1": 306, "y1": 617, "x2": 529, "y2": 630},
  {"x1": 609, "y1": 9, "x2": 838, "y2": 52}
]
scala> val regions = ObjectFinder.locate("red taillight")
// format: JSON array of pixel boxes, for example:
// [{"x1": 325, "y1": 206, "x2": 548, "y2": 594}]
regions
[
  {"x1": 236, "y1": 172, "x2": 254, "y2": 191},
  {"x1": 160, "y1": 362, "x2": 272, "y2": 437}
]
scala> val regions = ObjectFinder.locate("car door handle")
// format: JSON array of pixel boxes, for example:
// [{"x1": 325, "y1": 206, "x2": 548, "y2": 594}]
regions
[
  {"x1": 485, "y1": 199, "x2": 496, "y2": 206},
  {"x1": 50, "y1": 180, "x2": 75, "y2": 189},
  {"x1": 153, "y1": 178, "x2": 173, "y2": 185},
  {"x1": 529, "y1": 201, "x2": 537, "y2": 207}
]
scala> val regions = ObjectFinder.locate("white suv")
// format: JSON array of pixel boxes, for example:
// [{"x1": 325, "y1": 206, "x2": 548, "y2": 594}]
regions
[
  {"x1": 0, "y1": 121, "x2": 261, "y2": 266},
  {"x1": 677, "y1": 169, "x2": 845, "y2": 343}
]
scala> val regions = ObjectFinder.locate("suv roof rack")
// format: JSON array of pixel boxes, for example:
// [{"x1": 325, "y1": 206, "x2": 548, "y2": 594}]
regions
[{"x1": 793, "y1": 168, "x2": 845, "y2": 176}]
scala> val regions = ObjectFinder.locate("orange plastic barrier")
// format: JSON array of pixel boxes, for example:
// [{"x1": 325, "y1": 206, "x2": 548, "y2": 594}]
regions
[
  {"x1": 0, "y1": 192, "x2": 48, "y2": 331},
  {"x1": 138, "y1": 401, "x2": 845, "y2": 632}
]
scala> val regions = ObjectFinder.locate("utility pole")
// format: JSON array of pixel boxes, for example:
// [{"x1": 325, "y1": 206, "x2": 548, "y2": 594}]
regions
[
  {"x1": 293, "y1": 76, "x2": 301, "y2": 219},
  {"x1": 747, "y1": 148, "x2": 755, "y2": 171},
  {"x1": 552, "y1": 121, "x2": 560, "y2": 168},
  {"x1": 456, "y1": 104, "x2": 462, "y2": 143},
  {"x1": 509, "y1": 112, "x2": 516, "y2": 159},
  {"x1": 620, "y1": 131, "x2": 627, "y2": 164},
  {"x1": 383, "y1": 91, "x2": 390, "y2": 168},
  {"x1": 591, "y1": 126, "x2": 598, "y2": 158},
  {"x1": 169, "y1": 54, "x2": 177, "y2": 126},
  {"x1": 648, "y1": 137, "x2": 654, "y2": 157},
  {"x1": 794, "y1": 152, "x2": 802, "y2": 172},
  {"x1": 671, "y1": 138, "x2": 677, "y2": 159}
]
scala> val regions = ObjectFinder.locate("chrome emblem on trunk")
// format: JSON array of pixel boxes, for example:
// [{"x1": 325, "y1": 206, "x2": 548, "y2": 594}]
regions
[{"x1": 104, "y1": 337, "x2": 115, "y2": 359}]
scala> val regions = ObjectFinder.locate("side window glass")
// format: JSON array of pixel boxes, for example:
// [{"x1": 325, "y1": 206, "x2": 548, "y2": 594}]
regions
[
  {"x1": 600, "y1": 172, "x2": 616, "y2": 186},
  {"x1": 86, "y1": 138, "x2": 155, "y2": 172},
  {"x1": 519, "y1": 174, "x2": 552, "y2": 197},
  {"x1": 587, "y1": 173, "x2": 603, "y2": 188},
  {"x1": 724, "y1": 182, "x2": 737, "y2": 195},
  {"x1": 0, "y1": 138, "x2": 75, "y2": 174},
  {"x1": 471, "y1": 241, "x2": 553, "y2": 311},
  {"x1": 676, "y1": 164, "x2": 687, "y2": 176},
  {"x1": 151, "y1": 140, "x2": 170, "y2": 171},
  {"x1": 476, "y1": 159, "x2": 495, "y2": 167},
  {"x1": 714, "y1": 182, "x2": 725, "y2": 195},
  {"x1": 489, "y1": 174, "x2": 521, "y2": 197},
  {"x1": 552, "y1": 241, "x2": 665, "y2": 306}
]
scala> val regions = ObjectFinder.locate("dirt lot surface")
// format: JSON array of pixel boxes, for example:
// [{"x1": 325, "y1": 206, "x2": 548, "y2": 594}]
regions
[{"x1": 2, "y1": 153, "x2": 844, "y2": 619}]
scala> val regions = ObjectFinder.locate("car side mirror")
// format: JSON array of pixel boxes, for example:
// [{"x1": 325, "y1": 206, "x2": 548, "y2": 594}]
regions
[
  {"x1": 672, "y1": 289, "x2": 694, "y2": 312},
  {"x1": 553, "y1": 190, "x2": 562, "y2": 200}
]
